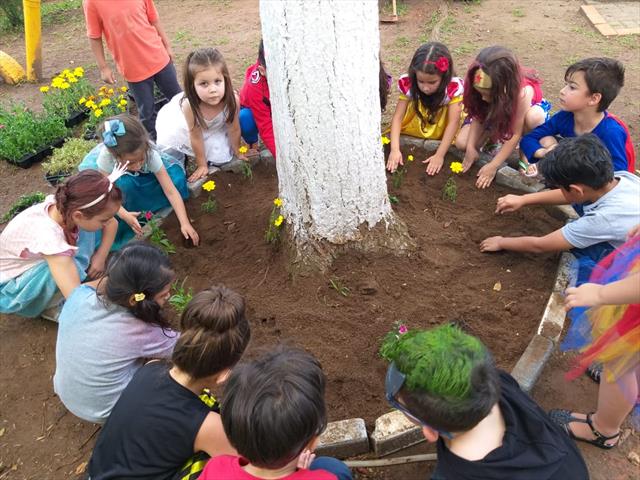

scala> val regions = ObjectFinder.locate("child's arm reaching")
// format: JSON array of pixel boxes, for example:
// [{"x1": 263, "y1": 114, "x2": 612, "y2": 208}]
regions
[
  {"x1": 494, "y1": 189, "x2": 568, "y2": 214},
  {"x1": 194, "y1": 412, "x2": 237, "y2": 458},
  {"x1": 154, "y1": 166, "x2": 200, "y2": 246},
  {"x1": 89, "y1": 38, "x2": 116, "y2": 84},
  {"x1": 480, "y1": 228, "x2": 572, "y2": 254},
  {"x1": 228, "y1": 93, "x2": 243, "y2": 158},
  {"x1": 387, "y1": 99, "x2": 409, "y2": 172},
  {"x1": 476, "y1": 87, "x2": 533, "y2": 189},
  {"x1": 88, "y1": 217, "x2": 118, "y2": 278},
  {"x1": 461, "y1": 119, "x2": 483, "y2": 173},
  {"x1": 565, "y1": 273, "x2": 640, "y2": 310},
  {"x1": 45, "y1": 255, "x2": 81, "y2": 298},
  {"x1": 117, "y1": 206, "x2": 143, "y2": 236},
  {"x1": 150, "y1": 18, "x2": 173, "y2": 61},
  {"x1": 423, "y1": 101, "x2": 463, "y2": 176},
  {"x1": 182, "y1": 103, "x2": 209, "y2": 182}
]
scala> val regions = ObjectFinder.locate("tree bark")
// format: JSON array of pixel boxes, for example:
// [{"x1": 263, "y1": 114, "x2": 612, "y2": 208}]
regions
[{"x1": 260, "y1": 0, "x2": 414, "y2": 271}]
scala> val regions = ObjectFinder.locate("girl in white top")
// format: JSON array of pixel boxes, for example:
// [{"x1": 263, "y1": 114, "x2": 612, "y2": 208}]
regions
[
  {"x1": 156, "y1": 47, "x2": 243, "y2": 183},
  {"x1": 0, "y1": 170, "x2": 121, "y2": 317}
]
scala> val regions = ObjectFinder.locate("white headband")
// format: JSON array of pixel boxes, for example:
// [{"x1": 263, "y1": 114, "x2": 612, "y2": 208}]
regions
[{"x1": 78, "y1": 162, "x2": 129, "y2": 210}]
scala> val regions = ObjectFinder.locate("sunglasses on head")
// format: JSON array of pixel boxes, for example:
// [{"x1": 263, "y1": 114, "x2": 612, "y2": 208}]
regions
[{"x1": 385, "y1": 362, "x2": 452, "y2": 439}]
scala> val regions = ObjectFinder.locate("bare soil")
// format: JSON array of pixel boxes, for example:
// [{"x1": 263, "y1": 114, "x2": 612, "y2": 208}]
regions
[{"x1": 1, "y1": 0, "x2": 638, "y2": 479}]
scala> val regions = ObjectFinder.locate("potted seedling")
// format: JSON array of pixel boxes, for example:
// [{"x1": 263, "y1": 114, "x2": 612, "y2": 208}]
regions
[
  {"x1": 442, "y1": 161, "x2": 464, "y2": 202},
  {"x1": 81, "y1": 85, "x2": 130, "y2": 139},
  {"x1": 42, "y1": 137, "x2": 97, "y2": 186},
  {"x1": 40, "y1": 66, "x2": 94, "y2": 126}
]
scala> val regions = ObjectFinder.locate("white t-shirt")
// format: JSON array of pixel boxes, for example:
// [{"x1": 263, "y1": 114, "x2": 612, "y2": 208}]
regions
[{"x1": 562, "y1": 171, "x2": 640, "y2": 249}]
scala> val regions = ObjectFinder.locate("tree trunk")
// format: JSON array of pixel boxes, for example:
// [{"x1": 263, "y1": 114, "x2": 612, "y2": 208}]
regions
[{"x1": 260, "y1": 0, "x2": 414, "y2": 271}]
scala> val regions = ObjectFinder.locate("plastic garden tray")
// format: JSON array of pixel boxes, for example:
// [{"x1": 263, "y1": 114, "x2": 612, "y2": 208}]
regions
[
  {"x1": 64, "y1": 110, "x2": 89, "y2": 128},
  {"x1": 14, "y1": 138, "x2": 66, "y2": 169}
]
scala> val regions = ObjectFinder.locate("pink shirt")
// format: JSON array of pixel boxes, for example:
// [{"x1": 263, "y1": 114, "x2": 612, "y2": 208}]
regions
[
  {"x1": 83, "y1": 0, "x2": 169, "y2": 82},
  {"x1": 200, "y1": 455, "x2": 337, "y2": 480},
  {"x1": 0, "y1": 196, "x2": 77, "y2": 282}
]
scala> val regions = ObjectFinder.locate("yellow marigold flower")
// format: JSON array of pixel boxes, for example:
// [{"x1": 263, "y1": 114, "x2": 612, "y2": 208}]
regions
[
  {"x1": 62, "y1": 68, "x2": 71, "y2": 75},
  {"x1": 381, "y1": 136, "x2": 391, "y2": 145},
  {"x1": 119, "y1": 99, "x2": 128, "y2": 107},
  {"x1": 73, "y1": 67, "x2": 84, "y2": 77},
  {"x1": 94, "y1": 108, "x2": 104, "y2": 118},
  {"x1": 274, "y1": 215, "x2": 284, "y2": 227},
  {"x1": 273, "y1": 198, "x2": 283, "y2": 207},
  {"x1": 108, "y1": 88, "x2": 114, "y2": 95},
  {"x1": 120, "y1": 86, "x2": 128, "y2": 93},
  {"x1": 78, "y1": 97, "x2": 86, "y2": 105},
  {"x1": 85, "y1": 100, "x2": 96, "y2": 109},
  {"x1": 407, "y1": 155, "x2": 414, "y2": 162},
  {"x1": 88, "y1": 95, "x2": 95, "y2": 101},
  {"x1": 99, "y1": 98, "x2": 112, "y2": 107},
  {"x1": 119, "y1": 106, "x2": 126, "y2": 112},
  {"x1": 68, "y1": 76, "x2": 78, "y2": 83},
  {"x1": 60, "y1": 82, "x2": 71, "y2": 89},
  {"x1": 450, "y1": 162, "x2": 464, "y2": 174},
  {"x1": 202, "y1": 180, "x2": 216, "y2": 192},
  {"x1": 39, "y1": 86, "x2": 49, "y2": 93},
  {"x1": 99, "y1": 86, "x2": 108, "y2": 92},
  {"x1": 238, "y1": 145, "x2": 248, "y2": 154}
]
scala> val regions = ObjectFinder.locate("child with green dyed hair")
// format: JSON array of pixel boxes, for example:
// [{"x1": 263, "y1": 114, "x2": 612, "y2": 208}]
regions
[{"x1": 380, "y1": 324, "x2": 589, "y2": 480}]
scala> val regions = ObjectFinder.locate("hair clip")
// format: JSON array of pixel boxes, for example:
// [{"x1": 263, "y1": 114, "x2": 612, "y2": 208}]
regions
[
  {"x1": 134, "y1": 292, "x2": 146, "y2": 302},
  {"x1": 78, "y1": 161, "x2": 129, "y2": 210},
  {"x1": 424, "y1": 56, "x2": 449, "y2": 73},
  {"x1": 102, "y1": 119, "x2": 127, "y2": 147}
]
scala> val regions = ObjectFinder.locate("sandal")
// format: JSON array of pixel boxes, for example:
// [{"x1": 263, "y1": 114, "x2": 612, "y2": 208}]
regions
[
  {"x1": 548, "y1": 409, "x2": 620, "y2": 450},
  {"x1": 586, "y1": 363, "x2": 603, "y2": 384}
]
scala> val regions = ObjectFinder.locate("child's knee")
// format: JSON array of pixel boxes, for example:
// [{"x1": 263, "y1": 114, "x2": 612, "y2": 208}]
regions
[
  {"x1": 539, "y1": 135, "x2": 558, "y2": 149},
  {"x1": 525, "y1": 106, "x2": 546, "y2": 131}
]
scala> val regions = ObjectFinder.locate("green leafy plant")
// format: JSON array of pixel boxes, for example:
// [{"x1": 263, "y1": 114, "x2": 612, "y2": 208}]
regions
[
  {"x1": 169, "y1": 277, "x2": 193, "y2": 314},
  {"x1": 0, "y1": 104, "x2": 69, "y2": 164},
  {"x1": 201, "y1": 180, "x2": 218, "y2": 213},
  {"x1": 143, "y1": 211, "x2": 176, "y2": 254},
  {"x1": 388, "y1": 194, "x2": 399, "y2": 205},
  {"x1": 392, "y1": 166, "x2": 406, "y2": 189},
  {"x1": 329, "y1": 278, "x2": 350, "y2": 297},
  {"x1": 42, "y1": 137, "x2": 97, "y2": 175},
  {"x1": 265, "y1": 197, "x2": 285, "y2": 244},
  {"x1": 40, "y1": 66, "x2": 94, "y2": 119},
  {"x1": 240, "y1": 161, "x2": 253, "y2": 181},
  {"x1": 81, "y1": 84, "x2": 130, "y2": 135},
  {"x1": 442, "y1": 162, "x2": 464, "y2": 202},
  {"x1": 1, "y1": 192, "x2": 46, "y2": 223}
]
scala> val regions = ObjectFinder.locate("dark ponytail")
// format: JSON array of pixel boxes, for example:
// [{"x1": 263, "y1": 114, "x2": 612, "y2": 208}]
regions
[
  {"x1": 172, "y1": 285, "x2": 251, "y2": 379},
  {"x1": 100, "y1": 241, "x2": 175, "y2": 331}
]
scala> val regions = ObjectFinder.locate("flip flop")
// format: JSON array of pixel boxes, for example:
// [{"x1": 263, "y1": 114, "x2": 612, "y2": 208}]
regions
[
  {"x1": 586, "y1": 363, "x2": 603, "y2": 384},
  {"x1": 548, "y1": 409, "x2": 620, "y2": 450}
]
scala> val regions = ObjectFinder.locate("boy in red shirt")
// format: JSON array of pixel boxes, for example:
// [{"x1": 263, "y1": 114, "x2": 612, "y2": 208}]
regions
[
  {"x1": 239, "y1": 40, "x2": 276, "y2": 159},
  {"x1": 83, "y1": 0, "x2": 181, "y2": 139}
]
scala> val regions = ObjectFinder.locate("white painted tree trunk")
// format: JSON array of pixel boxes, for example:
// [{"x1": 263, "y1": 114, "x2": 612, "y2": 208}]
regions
[{"x1": 260, "y1": 0, "x2": 393, "y2": 248}]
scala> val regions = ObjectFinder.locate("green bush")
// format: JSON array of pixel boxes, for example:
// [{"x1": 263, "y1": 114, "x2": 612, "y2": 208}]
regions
[
  {"x1": 1, "y1": 192, "x2": 46, "y2": 223},
  {"x1": 42, "y1": 137, "x2": 97, "y2": 175},
  {"x1": 0, "y1": 0, "x2": 23, "y2": 28},
  {"x1": 0, "y1": 104, "x2": 69, "y2": 164}
]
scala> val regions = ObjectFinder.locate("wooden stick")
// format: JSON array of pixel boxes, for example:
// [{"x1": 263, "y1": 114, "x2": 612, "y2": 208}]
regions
[
  {"x1": 391, "y1": 0, "x2": 397, "y2": 17},
  {"x1": 345, "y1": 453, "x2": 437, "y2": 468}
]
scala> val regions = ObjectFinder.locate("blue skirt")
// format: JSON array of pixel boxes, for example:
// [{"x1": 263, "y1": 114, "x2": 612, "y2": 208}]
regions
[
  {"x1": 79, "y1": 144, "x2": 189, "y2": 249},
  {"x1": 0, "y1": 230, "x2": 95, "y2": 318}
]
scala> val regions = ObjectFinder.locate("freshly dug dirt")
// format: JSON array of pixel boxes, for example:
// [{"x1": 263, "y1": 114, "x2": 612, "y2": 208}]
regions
[{"x1": 161, "y1": 148, "x2": 562, "y2": 426}]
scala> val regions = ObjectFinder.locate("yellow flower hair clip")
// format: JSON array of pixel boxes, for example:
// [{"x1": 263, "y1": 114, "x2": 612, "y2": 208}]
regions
[{"x1": 134, "y1": 293, "x2": 146, "y2": 302}]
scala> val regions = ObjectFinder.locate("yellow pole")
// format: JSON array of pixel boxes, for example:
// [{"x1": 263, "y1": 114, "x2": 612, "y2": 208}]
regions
[{"x1": 23, "y1": 0, "x2": 42, "y2": 81}]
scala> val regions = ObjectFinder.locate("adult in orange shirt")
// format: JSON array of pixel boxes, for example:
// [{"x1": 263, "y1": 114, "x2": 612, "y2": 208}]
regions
[{"x1": 83, "y1": 0, "x2": 182, "y2": 139}]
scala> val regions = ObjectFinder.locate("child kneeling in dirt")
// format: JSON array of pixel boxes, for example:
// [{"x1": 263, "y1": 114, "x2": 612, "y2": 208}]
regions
[
  {"x1": 87, "y1": 285, "x2": 250, "y2": 480},
  {"x1": 480, "y1": 134, "x2": 640, "y2": 285},
  {"x1": 199, "y1": 346, "x2": 352, "y2": 480},
  {"x1": 380, "y1": 323, "x2": 589, "y2": 479}
]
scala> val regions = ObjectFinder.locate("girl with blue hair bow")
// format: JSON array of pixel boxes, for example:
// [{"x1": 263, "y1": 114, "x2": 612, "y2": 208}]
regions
[{"x1": 80, "y1": 114, "x2": 199, "y2": 249}]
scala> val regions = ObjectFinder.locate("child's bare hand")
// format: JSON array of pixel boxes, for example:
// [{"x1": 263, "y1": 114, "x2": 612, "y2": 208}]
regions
[
  {"x1": 423, "y1": 153, "x2": 444, "y2": 176},
  {"x1": 462, "y1": 148, "x2": 479, "y2": 173},
  {"x1": 181, "y1": 223, "x2": 200, "y2": 246},
  {"x1": 188, "y1": 165, "x2": 209, "y2": 183},
  {"x1": 476, "y1": 163, "x2": 497, "y2": 189},
  {"x1": 386, "y1": 150, "x2": 403, "y2": 173},
  {"x1": 495, "y1": 194, "x2": 524, "y2": 214},
  {"x1": 480, "y1": 236, "x2": 504, "y2": 252},
  {"x1": 100, "y1": 66, "x2": 116, "y2": 84},
  {"x1": 565, "y1": 284, "x2": 603, "y2": 310},
  {"x1": 87, "y1": 252, "x2": 107, "y2": 279},
  {"x1": 296, "y1": 449, "x2": 316, "y2": 470},
  {"x1": 627, "y1": 224, "x2": 640, "y2": 239},
  {"x1": 123, "y1": 211, "x2": 143, "y2": 235}
]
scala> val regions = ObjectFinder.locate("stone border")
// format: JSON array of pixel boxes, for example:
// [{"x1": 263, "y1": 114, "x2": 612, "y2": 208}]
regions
[
  {"x1": 318, "y1": 138, "x2": 578, "y2": 458},
  {"x1": 142, "y1": 138, "x2": 578, "y2": 459}
]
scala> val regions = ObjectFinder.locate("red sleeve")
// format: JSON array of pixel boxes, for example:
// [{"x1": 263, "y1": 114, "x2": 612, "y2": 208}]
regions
[
  {"x1": 145, "y1": 0, "x2": 159, "y2": 23},
  {"x1": 83, "y1": 0, "x2": 103, "y2": 39},
  {"x1": 397, "y1": 74, "x2": 411, "y2": 96}
]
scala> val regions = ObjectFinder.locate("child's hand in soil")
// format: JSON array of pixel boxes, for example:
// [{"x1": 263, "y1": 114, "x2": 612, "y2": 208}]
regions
[
  {"x1": 87, "y1": 251, "x2": 107, "y2": 279},
  {"x1": 188, "y1": 165, "x2": 209, "y2": 183},
  {"x1": 495, "y1": 194, "x2": 524, "y2": 214},
  {"x1": 122, "y1": 210, "x2": 143, "y2": 236},
  {"x1": 564, "y1": 283, "x2": 603, "y2": 310},
  {"x1": 476, "y1": 163, "x2": 497, "y2": 189},
  {"x1": 462, "y1": 148, "x2": 479, "y2": 173},
  {"x1": 480, "y1": 236, "x2": 504, "y2": 252},
  {"x1": 423, "y1": 153, "x2": 444, "y2": 176},
  {"x1": 296, "y1": 450, "x2": 316, "y2": 470},
  {"x1": 386, "y1": 149, "x2": 403, "y2": 173},
  {"x1": 181, "y1": 223, "x2": 200, "y2": 246}
]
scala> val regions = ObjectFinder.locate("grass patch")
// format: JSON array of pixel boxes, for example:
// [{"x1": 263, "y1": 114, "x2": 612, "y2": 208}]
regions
[
  {"x1": 563, "y1": 54, "x2": 581, "y2": 67},
  {"x1": 395, "y1": 36, "x2": 411, "y2": 48},
  {"x1": 0, "y1": 0, "x2": 82, "y2": 32},
  {"x1": 512, "y1": 8, "x2": 525, "y2": 18},
  {"x1": 617, "y1": 35, "x2": 639, "y2": 49},
  {"x1": 570, "y1": 26, "x2": 599, "y2": 40},
  {"x1": 174, "y1": 29, "x2": 194, "y2": 43},
  {"x1": 453, "y1": 42, "x2": 474, "y2": 56},
  {"x1": 381, "y1": 0, "x2": 408, "y2": 17}
]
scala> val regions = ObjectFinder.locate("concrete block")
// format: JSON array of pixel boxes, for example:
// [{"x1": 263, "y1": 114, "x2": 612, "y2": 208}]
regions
[
  {"x1": 423, "y1": 140, "x2": 442, "y2": 153},
  {"x1": 187, "y1": 166, "x2": 220, "y2": 198},
  {"x1": 495, "y1": 166, "x2": 544, "y2": 193},
  {"x1": 315, "y1": 418, "x2": 369, "y2": 459},
  {"x1": 511, "y1": 334, "x2": 554, "y2": 392},
  {"x1": 371, "y1": 410, "x2": 424, "y2": 457},
  {"x1": 398, "y1": 135, "x2": 427, "y2": 149},
  {"x1": 544, "y1": 204, "x2": 578, "y2": 222},
  {"x1": 552, "y1": 252, "x2": 578, "y2": 294},
  {"x1": 537, "y1": 292, "x2": 566, "y2": 343}
]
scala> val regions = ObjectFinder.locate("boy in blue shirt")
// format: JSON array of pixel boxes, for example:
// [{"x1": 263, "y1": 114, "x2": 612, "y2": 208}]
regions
[{"x1": 520, "y1": 58, "x2": 634, "y2": 174}]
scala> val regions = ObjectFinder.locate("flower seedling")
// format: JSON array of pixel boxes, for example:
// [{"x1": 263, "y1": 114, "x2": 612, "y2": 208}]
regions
[
  {"x1": 143, "y1": 211, "x2": 176, "y2": 254},
  {"x1": 81, "y1": 85, "x2": 129, "y2": 135},
  {"x1": 169, "y1": 277, "x2": 193, "y2": 314},
  {"x1": 329, "y1": 278, "x2": 350, "y2": 297},
  {"x1": 392, "y1": 166, "x2": 406, "y2": 189},
  {"x1": 240, "y1": 161, "x2": 253, "y2": 181},
  {"x1": 442, "y1": 161, "x2": 463, "y2": 202},
  {"x1": 40, "y1": 66, "x2": 94, "y2": 119},
  {"x1": 201, "y1": 180, "x2": 217, "y2": 213},
  {"x1": 388, "y1": 194, "x2": 399, "y2": 205},
  {"x1": 265, "y1": 197, "x2": 285, "y2": 244}
]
